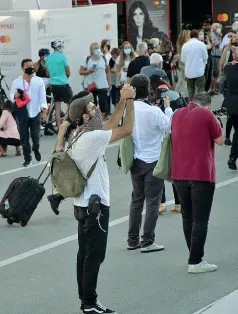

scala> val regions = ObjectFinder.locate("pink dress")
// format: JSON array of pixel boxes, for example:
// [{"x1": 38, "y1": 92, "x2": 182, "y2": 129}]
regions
[{"x1": 0, "y1": 110, "x2": 20, "y2": 140}]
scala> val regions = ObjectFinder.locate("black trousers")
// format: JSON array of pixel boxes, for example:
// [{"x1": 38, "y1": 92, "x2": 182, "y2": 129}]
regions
[
  {"x1": 205, "y1": 55, "x2": 213, "y2": 92},
  {"x1": 226, "y1": 115, "x2": 233, "y2": 139},
  {"x1": 229, "y1": 114, "x2": 238, "y2": 160},
  {"x1": 92, "y1": 89, "x2": 108, "y2": 114},
  {"x1": 161, "y1": 183, "x2": 180, "y2": 205},
  {"x1": 173, "y1": 180, "x2": 215, "y2": 265},
  {"x1": 128, "y1": 159, "x2": 164, "y2": 248},
  {"x1": 110, "y1": 85, "x2": 120, "y2": 106},
  {"x1": 17, "y1": 109, "x2": 41, "y2": 162},
  {"x1": 74, "y1": 204, "x2": 109, "y2": 306}
]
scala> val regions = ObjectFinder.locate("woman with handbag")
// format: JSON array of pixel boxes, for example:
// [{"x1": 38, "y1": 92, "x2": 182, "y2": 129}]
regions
[
  {"x1": 0, "y1": 101, "x2": 21, "y2": 157},
  {"x1": 80, "y1": 42, "x2": 111, "y2": 120}
]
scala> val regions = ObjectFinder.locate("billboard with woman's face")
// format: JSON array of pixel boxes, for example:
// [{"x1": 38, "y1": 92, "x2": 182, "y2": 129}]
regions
[{"x1": 127, "y1": 0, "x2": 169, "y2": 49}]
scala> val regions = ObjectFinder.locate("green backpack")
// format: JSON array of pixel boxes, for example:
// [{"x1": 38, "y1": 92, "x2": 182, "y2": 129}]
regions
[{"x1": 50, "y1": 131, "x2": 97, "y2": 198}]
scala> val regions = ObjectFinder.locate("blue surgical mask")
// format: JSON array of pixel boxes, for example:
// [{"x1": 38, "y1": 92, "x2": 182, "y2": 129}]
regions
[
  {"x1": 124, "y1": 48, "x2": 132, "y2": 55},
  {"x1": 94, "y1": 49, "x2": 101, "y2": 56}
]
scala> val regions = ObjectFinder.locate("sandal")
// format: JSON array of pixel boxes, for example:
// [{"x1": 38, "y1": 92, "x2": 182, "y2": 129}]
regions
[
  {"x1": 0, "y1": 152, "x2": 7, "y2": 157},
  {"x1": 171, "y1": 205, "x2": 181, "y2": 213},
  {"x1": 159, "y1": 203, "x2": 167, "y2": 214}
]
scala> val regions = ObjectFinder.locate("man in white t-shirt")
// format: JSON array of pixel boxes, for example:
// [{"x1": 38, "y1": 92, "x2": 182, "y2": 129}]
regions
[{"x1": 69, "y1": 85, "x2": 135, "y2": 314}]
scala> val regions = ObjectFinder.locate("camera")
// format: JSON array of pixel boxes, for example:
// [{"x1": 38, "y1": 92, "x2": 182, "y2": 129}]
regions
[
  {"x1": 211, "y1": 107, "x2": 227, "y2": 129},
  {"x1": 151, "y1": 87, "x2": 167, "y2": 110}
]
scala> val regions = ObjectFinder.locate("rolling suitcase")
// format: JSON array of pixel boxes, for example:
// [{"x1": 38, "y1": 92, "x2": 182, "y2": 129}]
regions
[{"x1": 0, "y1": 163, "x2": 50, "y2": 227}]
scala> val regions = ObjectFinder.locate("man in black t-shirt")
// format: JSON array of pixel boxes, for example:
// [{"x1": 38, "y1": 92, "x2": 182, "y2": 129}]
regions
[
  {"x1": 47, "y1": 90, "x2": 90, "y2": 215},
  {"x1": 127, "y1": 42, "x2": 150, "y2": 84}
]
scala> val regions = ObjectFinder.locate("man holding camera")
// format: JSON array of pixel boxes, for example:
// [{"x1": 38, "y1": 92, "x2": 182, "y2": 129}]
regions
[
  {"x1": 171, "y1": 92, "x2": 224, "y2": 273},
  {"x1": 127, "y1": 74, "x2": 173, "y2": 252},
  {"x1": 10, "y1": 59, "x2": 47, "y2": 167}
]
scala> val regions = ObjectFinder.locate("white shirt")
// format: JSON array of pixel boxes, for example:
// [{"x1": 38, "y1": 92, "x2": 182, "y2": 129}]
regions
[
  {"x1": 181, "y1": 38, "x2": 208, "y2": 79},
  {"x1": 10, "y1": 75, "x2": 47, "y2": 118},
  {"x1": 132, "y1": 100, "x2": 173, "y2": 163},
  {"x1": 71, "y1": 130, "x2": 112, "y2": 207},
  {"x1": 116, "y1": 56, "x2": 131, "y2": 85}
]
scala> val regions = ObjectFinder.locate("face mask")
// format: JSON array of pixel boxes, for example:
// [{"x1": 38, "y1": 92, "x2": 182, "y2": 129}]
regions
[
  {"x1": 24, "y1": 67, "x2": 34, "y2": 75},
  {"x1": 216, "y1": 28, "x2": 221, "y2": 34},
  {"x1": 106, "y1": 45, "x2": 111, "y2": 50},
  {"x1": 93, "y1": 49, "x2": 101, "y2": 56},
  {"x1": 199, "y1": 34, "x2": 205, "y2": 41},
  {"x1": 83, "y1": 107, "x2": 103, "y2": 131},
  {"x1": 124, "y1": 48, "x2": 132, "y2": 55}
]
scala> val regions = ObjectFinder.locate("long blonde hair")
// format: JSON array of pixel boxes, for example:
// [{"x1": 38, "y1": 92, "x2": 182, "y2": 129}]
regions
[
  {"x1": 177, "y1": 30, "x2": 190, "y2": 54},
  {"x1": 119, "y1": 41, "x2": 136, "y2": 68}
]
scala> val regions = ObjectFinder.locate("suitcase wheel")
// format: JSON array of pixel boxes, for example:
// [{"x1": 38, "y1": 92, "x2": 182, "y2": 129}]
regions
[
  {"x1": 20, "y1": 221, "x2": 27, "y2": 227},
  {"x1": 7, "y1": 218, "x2": 14, "y2": 225}
]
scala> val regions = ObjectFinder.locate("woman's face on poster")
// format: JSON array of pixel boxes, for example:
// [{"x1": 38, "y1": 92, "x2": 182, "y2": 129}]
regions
[{"x1": 133, "y1": 7, "x2": 145, "y2": 28}]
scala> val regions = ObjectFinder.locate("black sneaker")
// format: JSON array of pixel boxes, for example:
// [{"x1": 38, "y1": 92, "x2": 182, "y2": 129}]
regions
[
  {"x1": 23, "y1": 161, "x2": 32, "y2": 167},
  {"x1": 44, "y1": 128, "x2": 54, "y2": 136},
  {"x1": 47, "y1": 194, "x2": 64, "y2": 215},
  {"x1": 228, "y1": 158, "x2": 237, "y2": 170},
  {"x1": 83, "y1": 302, "x2": 117, "y2": 314},
  {"x1": 34, "y1": 150, "x2": 41, "y2": 162},
  {"x1": 225, "y1": 138, "x2": 232, "y2": 146},
  {"x1": 127, "y1": 243, "x2": 141, "y2": 250}
]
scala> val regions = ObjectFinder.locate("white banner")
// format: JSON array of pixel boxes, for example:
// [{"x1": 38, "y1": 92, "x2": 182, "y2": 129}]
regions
[
  {"x1": 0, "y1": 12, "x2": 30, "y2": 87},
  {"x1": 0, "y1": 4, "x2": 118, "y2": 96},
  {"x1": 30, "y1": 4, "x2": 118, "y2": 93}
]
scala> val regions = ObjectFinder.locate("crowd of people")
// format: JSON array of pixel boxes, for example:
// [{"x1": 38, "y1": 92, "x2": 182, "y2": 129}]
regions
[{"x1": 1, "y1": 16, "x2": 238, "y2": 314}]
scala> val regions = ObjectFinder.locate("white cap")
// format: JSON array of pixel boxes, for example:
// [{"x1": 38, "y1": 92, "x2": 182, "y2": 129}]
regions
[{"x1": 150, "y1": 53, "x2": 163, "y2": 65}]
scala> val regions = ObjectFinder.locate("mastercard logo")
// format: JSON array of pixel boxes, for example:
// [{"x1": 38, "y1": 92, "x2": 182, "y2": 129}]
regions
[
  {"x1": 0, "y1": 35, "x2": 11, "y2": 43},
  {"x1": 217, "y1": 14, "x2": 229, "y2": 22},
  {"x1": 106, "y1": 24, "x2": 111, "y2": 31},
  {"x1": 153, "y1": 1, "x2": 159, "y2": 5}
]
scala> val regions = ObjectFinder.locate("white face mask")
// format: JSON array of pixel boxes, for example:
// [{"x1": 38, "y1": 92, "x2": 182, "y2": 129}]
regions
[
  {"x1": 216, "y1": 28, "x2": 221, "y2": 34},
  {"x1": 199, "y1": 34, "x2": 205, "y2": 41}
]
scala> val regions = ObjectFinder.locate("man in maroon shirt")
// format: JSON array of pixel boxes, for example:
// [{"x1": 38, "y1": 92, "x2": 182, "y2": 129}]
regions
[{"x1": 171, "y1": 92, "x2": 224, "y2": 273}]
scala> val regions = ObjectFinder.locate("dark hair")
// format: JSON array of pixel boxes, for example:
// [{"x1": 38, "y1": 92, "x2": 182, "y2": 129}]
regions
[
  {"x1": 3, "y1": 100, "x2": 13, "y2": 112},
  {"x1": 69, "y1": 90, "x2": 90, "y2": 105},
  {"x1": 131, "y1": 74, "x2": 150, "y2": 99},
  {"x1": 150, "y1": 75, "x2": 172, "y2": 91},
  {"x1": 21, "y1": 59, "x2": 32, "y2": 68},
  {"x1": 228, "y1": 30, "x2": 237, "y2": 35},
  {"x1": 101, "y1": 39, "x2": 110, "y2": 52},
  {"x1": 129, "y1": 1, "x2": 150, "y2": 29},
  {"x1": 190, "y1": 30, "x2": 199, "y2": 39},
  {"x1": 111, "y1": 48, "x2": 120, "y2": 56},
  {"x1": 192, "y1": 92, "x2": 211, "y2": 106}
]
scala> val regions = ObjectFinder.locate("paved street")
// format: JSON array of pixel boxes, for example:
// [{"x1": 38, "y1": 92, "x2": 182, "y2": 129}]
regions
[{"x1": 1, "y1": 95, "x2": 238, "y2": 314}]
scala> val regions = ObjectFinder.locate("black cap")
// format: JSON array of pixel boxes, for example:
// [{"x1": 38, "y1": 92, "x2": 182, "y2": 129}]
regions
[{"x1": 131, "y1": 74, "x2": 150, "y2": 89}]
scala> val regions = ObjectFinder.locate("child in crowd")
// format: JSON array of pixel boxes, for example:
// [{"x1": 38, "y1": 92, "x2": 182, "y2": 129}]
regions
[
  {"x1": 0, "y1": 101, "x2": 21, "y2": 157},
  {"x1": 109, "y1": 48, "x2": 120, "y2": 107}
]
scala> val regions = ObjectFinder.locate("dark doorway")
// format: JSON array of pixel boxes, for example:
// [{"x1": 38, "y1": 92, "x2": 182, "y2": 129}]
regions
[{"x1": 169, "y1": 0, "x2": 213, "y2": 43}]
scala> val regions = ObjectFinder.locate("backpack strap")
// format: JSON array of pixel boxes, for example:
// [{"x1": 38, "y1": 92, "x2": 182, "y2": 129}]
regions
[{"x1": 67, "y1": 130, "x2": 98, "y2": 179}]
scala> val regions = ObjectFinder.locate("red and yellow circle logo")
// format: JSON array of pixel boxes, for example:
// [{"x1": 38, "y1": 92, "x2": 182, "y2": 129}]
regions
[
  {"x1": 217, "y1": 14, "x2": 229, "y2": 23},
  {"x1": 0, "y1": 35, "x2": 11, "y2": 43},
  {"x1": 153, "y1": 1, "x2": 159, "y2": 5}
]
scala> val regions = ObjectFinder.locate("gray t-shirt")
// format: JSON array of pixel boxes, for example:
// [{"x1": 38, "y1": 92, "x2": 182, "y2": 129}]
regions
[
  {"x1": 141, "y1": 64, "x2": 169, "y2": 82},
  {"x1": 82, "y1": 56, "x2": 109, "y2": 89}
]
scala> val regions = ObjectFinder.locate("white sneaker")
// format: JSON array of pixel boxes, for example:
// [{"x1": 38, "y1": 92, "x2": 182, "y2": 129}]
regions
[
  {"x1": 141, "y1": 243, "x2": 164, "y2": 253},
  {"x1": 188, "y1": 261, "x2": 218, "y2": 273}
]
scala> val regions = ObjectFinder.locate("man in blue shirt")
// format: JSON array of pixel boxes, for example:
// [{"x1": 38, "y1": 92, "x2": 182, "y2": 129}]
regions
[{"x1": 46, "y1": 38, "x2": 72, "y2": 129}]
